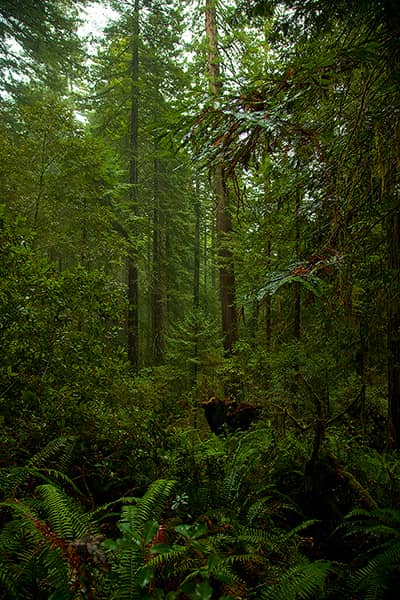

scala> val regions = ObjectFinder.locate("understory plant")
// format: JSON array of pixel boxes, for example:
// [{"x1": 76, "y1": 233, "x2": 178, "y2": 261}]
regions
[
  {"x1": 0, "y1": 441, "x2": 177, "y2": 599},
  {"x1": 339, "y1": 507, "x2": 400, "y2": 599},
  {"x1": 148, "y1": 517, "x2": 332, "y2": 599}
]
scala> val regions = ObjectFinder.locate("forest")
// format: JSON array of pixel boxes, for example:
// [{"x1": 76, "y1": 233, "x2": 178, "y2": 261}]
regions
[{"x1": 0, "y1": 0, "x2": 399, "y2": 598}]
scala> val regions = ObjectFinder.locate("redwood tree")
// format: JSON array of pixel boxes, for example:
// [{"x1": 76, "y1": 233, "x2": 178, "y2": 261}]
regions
[{"x1": 205, "y1": 0, "x2": 237, "y2": 354}]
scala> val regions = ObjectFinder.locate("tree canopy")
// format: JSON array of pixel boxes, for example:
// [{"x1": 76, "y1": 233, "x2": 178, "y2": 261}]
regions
[
  {"x1": 1, "y1": 1, "x2": 400, "y2": 598},
  {"x1": 0, "y1": 0, "x2": 87, "y2": 91}
]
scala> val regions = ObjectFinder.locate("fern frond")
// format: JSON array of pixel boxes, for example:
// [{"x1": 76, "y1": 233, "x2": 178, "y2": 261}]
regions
[
  {"x1": 147, "y1": 545, "x2": 187, "y2": 569},
  {"x1": 0, "y1": 499, "x2": 43, "y2": 540},
  {"x1": 208, "y1": 558, "x2": 243, "y2": 585},
  {"x1": 110, "y1": 479, "x2": 175, "y2": 600},
  {"x1": 0, "y1": 519, "x2": 26, "y2": 558},
  {"x1": 246, "y1": 495, "x2": 273, "y2": 525},
  {"x1": 0, "y1": 561, "x2": 17, "y2": 597},
  {"x1": 344, "y1": 507, "x2": 400, "y2": 527},
  {"x1": 246, "y1": 488, "x2": 303, "y2": 528},
  {"x1": 119, "y1": 479, "x2": 175, "y2": 535},
  {"x1": 87, "y1": 495, "x2": 138, "y2": 521},
  {"x1": 340, "y1": 505, "x2": 400, "y2": 599},
  {"x1": 0, "y1": 466, "x2": 28, "y2": 497},
  {"x1": 351, "y1": 541, "x2": 400, "y2": 599},
  {"x1": 37, "y1": 545, "x2": 71, "y2": 599},
  {"x1": 260, "y1": 559, "x2": 331, "y2": 600},
  {"x1": 223, "y1": 427, "x2": 274, "y2": 503},
  {"x1": 37, "y1": 467, "x2": 81, "y2": 495},
  {"x1": 114, "y1": 544, "x2": 144, "y2": 600},
  {"x1": 37, "y1": 484, "x2": 90, "y2": 541},
  {"x1": 236, "y1": 526, "x2": 277, "y2": 546},
  {"x1": 0, "y1": 508, "x2": 71, "y2": 600},
  {"x1": 0, "y1": 438, "x2": 79, "y2": 500},
  {"x1": 27, "y1": 436, "x2": 76, "y2": 471},
  {"x1": 285, "y1": 519, "x2": 320, "y2": 539},
  {"x1": 343, "y1": 508, "x2": 400, "y2": 546},
  {"x1": 223, "y1": 467, "x2": 244, "y2": 503},
  {"x1": 221, "y1": 552, "x2": 256, "y2": 567},
  {"x1": 134, "y1": 479, "x2": 175, "y2": 527},
  {"x1": 163, "y1": 557, "x2": 199, "y2": 581},
  {"x1": 0, "y1": 466, "x2": 81, "y2": 502}
]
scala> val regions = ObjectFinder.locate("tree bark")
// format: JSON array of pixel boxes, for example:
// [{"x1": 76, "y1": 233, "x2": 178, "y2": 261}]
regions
[
  {"x1": 294, "y1": 189, "x2": 301, "y2": 340},
  {"x1": 205, "y1": 0, "x2": 237, "y2": 354},
  {"x1": 384, "y1": 1, "x2": 400, "y2": 448},
  {"x1": 194, "y1": 177, "x2": 201, "y2": 310},
  {"x1": 151, "y1": 152, "x2": 164, "y2": 365},
  {"x1": 127, "y1": 0, "x2": 140, "y2": 371},
  {"x1": 387, "y1": 208, "x2": 400, "y2": 448},
  {"x1": 264, "y1": 239, "x2": 272, "y2": 348},
  {"x1": 216, "y1": 171, "x2": 237, "y2": 352},
  {"x1": 127, "y1": 255, "x2": 139, "y2": 368}
]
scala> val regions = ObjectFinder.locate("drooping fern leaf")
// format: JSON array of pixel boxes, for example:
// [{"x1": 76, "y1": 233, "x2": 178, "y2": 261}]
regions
[
  {"x1": 0, "y1": 465, "x2": 81, "y2": 501},
  {"x1": 0, "y1": 560, "x2": 17, "y2": 598},
  {"x1": 350, "y1": 541, "x2": 400, "y2": 599},
  {"x1": 259, "y1": 558, "x2": 332, "y2": 600},
  {"x1": 27, "y1": 436, "x2": 76, "y2": 471},
  {"x1": 223, "y1": 428, "x2": 274, "y2": 505},
  {"x1": 0, "y1": 498, "x2": 73, "y2": 599},
  {"x1": 127, "y1": 479, "x2": 175, "y2": 531},
  {"x1": 0, "y1": 479, "x2": 104, "y2": 599},
  {"x1": 37, "y1": 483, "x2": 91, "y2": 541},
  {"x1": 226, "y1": 526, "x2": 274, "y2": 548},
  {"x1": 0, "y1": 437, "x2": 78, "y2": 499},
  {"x1": 341, "y1": 507, "x2": 400, "y2": 599},
  {"x1": 36, "y1": 545, "x2": 71, "y2": 600},
  {"x1": 110, "y1": 479, "x2": 176, "y2": 600}
]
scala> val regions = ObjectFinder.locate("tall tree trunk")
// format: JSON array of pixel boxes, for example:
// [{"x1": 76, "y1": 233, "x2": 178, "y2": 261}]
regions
[
  {"x1": 34, "y1": 132, "x2": 47, "y2": 229},
  {"x1": 81, "y1": 197, "x2": 88, "y2": 266},
  {"x1": 387, "y1": 207, "x2": 400, "y2": 448},
  {"x1": 294, "y1": 190, "x2": 301, "y2": 340},
  {"x1": 205, "y1": 0, "x2": 237, "y2": 354},
  {"x1": 127, "y1": 255, "x2": 139, "y2": 368},
  {"x1": 203, "y1": 212, "x2": 209, "y2": 308},
  {"x1": 127, "y1": 0, "x2": 140, "y2": 371},
  {"x1": 192, "y1": 178, "x2": 202, "y2": 386},
  {"x1": 357, "y1": 318, "x2": 368, "y2": 438},
  {"x1": 194, "y1": 177, "x2": 201, "y2": 310},
  {"x1": 384, "y1": 1, "x2": 400, "y2": 448},
  {"x1": 263, "y1": 172, "x2": 272, "y2": 349},
  {"x1": 151, "y1": 152, "x2": 164, "y2": 365},
  {"x1": 264, "y1": 239, "x2": 272, "y2": 349}
]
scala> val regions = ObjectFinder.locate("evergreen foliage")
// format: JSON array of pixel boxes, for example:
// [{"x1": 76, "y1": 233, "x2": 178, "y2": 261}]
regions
[
  {"x1": 106, "y1": 479, "x2": 176, "y2": 600},
  {"x1": 340, "y1": 508, "x2": 400, "y2": 599},
  {"x1": 0, "y1": 0, "x2": 399, "y2": 598},
  {"x1": 0, "y1": 0, "x2": 87, "y2": 93}
]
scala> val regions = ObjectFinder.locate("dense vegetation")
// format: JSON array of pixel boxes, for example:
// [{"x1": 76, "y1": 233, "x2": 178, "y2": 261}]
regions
[{"x1": 1, "y1": 0, "x2": 399, "y2": 598}]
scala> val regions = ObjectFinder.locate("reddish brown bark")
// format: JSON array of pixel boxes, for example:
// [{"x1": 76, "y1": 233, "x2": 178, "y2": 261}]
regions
[
  {"x1": 205, "y1": 0, "x2": 237, "y2": 354},
  {"x1": 127, "y1": 0, "x2": 140, "y2": 370}
]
